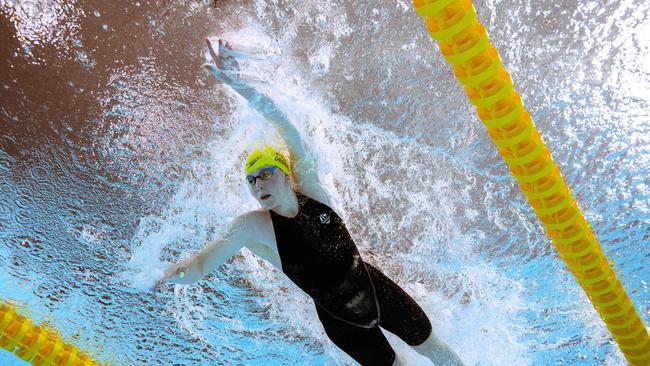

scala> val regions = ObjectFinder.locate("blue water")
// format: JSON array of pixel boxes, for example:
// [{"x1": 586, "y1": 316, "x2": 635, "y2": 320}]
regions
[{"x1": 1, "y1": 0, "x2": 649, "y2": 365}]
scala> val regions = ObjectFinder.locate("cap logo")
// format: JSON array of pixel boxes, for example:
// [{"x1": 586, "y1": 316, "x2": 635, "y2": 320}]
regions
[{"x1": 246, "y1": 156, "x2": 261, "y2": 168}]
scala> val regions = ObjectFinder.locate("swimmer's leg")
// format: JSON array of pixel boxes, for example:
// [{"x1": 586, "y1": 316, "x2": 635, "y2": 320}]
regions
[
  {"x1": 411, "y1": 331, "x2": 464, "y2": 366},
  {"x1": 314, "y1": 303, "x2": 396, "y2": 366},
  {"x1": 364, "y1": 262, "x2": 465, "y2": 366},
  {"x1": 392, "y1": 352, "x2": 406, "y2": 366}
]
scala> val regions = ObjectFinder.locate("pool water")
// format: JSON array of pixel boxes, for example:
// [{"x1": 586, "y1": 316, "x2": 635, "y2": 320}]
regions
[{"x1": 1, "y1": 0, "x2": 648, "y2": 365}]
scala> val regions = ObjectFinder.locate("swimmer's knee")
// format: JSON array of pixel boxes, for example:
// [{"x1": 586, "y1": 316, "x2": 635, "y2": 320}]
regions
[
  {"x1": 391, "y1": 351, "x2": 406, "y2": 366},
  {"x1": 407, "y1": 313, "x2": 432, "y2": 346}
]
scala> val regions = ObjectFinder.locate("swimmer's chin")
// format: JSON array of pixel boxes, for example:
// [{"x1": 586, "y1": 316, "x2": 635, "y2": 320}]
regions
[{"x1": 257, "y1": 194, "x2": 274, "y2": 208}]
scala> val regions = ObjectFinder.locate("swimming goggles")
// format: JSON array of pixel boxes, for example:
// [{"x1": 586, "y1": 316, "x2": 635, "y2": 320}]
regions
[{"x1": 246, "y1": 166, "x2": 277, "y2": 185}]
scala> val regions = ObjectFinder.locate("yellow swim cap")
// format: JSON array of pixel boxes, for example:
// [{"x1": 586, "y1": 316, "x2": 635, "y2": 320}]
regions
[{"x1": 244, "y1": 146, "x2": 291, "y2": 175}]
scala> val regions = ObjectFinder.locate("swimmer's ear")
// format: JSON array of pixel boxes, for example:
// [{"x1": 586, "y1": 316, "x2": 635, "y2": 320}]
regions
[{"x1": 285, "y1": 173, "x2": 296, "y2": 188}]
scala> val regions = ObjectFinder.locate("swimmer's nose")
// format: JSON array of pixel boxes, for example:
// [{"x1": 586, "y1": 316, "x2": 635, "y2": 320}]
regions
[{"x1": 253, "y1": 182, "x2": 266, "y2": 194}]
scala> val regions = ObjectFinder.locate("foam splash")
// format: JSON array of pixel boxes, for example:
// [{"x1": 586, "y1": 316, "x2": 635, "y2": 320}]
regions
[{"x1": 126, "y1": 21, "x2": 530, "y2": 365}]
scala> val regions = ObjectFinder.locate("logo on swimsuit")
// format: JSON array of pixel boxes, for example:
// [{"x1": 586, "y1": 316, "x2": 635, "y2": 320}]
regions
[{"x1": 319, "y1": 212, "x2": 330, "y2": 224}]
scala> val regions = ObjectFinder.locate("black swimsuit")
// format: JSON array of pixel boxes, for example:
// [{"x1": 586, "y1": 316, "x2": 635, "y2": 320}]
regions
[{"x1": 270, "y1": 193, "x2": 433, "y2": 365}]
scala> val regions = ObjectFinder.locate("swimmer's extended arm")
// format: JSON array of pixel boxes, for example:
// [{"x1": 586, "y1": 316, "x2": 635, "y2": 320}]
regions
[
  {"x1": 203, "y1": 39, "x2": 330, "y2": 205},
  {"x1": 157, "y1": 214, "x2": 251, "y2": 286}
]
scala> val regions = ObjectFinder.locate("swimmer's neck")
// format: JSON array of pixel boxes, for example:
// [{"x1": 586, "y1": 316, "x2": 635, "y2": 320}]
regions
[{"x1": 270, "y1": 189, "x2": 300, "y2": 218}]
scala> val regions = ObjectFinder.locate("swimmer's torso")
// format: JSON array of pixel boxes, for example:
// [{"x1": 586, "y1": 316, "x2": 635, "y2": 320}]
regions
[{"x1": 267, "y1": 192, "x2": 379, "y2": 327}]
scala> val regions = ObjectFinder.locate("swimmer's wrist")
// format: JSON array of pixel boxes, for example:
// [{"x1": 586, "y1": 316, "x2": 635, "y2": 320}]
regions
[{"x1": 171, "y1": 264, "x2": 192, "y2": 283}]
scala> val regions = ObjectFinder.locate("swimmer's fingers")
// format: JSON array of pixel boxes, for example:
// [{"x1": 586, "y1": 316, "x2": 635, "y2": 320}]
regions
[
  {"x1": 205, "y1": 38, "x2": 220, "y2": 63},
  {"x1": 153, "y1": 277, "x2": 165, "y2": 291},
  {"x1": 205, "y1": 38, "x2": 240, "y2": 72},
  {"x1": 154, "y1": 272, "x2": 171, "y2": 291}
]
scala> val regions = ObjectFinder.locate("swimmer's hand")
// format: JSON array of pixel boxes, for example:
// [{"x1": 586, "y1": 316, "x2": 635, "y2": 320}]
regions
[
  {"x1": 203, "y1": 38, "x2": 241, "y2": 84},
  {"x1": 154, "y1": 259, "x2": 195, "y2": 290}
]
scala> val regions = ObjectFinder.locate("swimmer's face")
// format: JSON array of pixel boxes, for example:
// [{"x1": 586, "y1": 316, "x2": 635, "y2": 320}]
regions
[{"x1": 246, "y1": 164, "x2": 291, "y2": 209}]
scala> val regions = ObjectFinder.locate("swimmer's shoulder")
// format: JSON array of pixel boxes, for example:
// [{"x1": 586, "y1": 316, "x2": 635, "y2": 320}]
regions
[{"x1": 296, "y1": 187, "x2": 332, "y2": 208}]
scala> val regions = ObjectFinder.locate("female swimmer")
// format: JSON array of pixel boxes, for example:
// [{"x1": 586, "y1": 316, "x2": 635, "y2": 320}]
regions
[{"x1": 157, "y1": 39, "x2": 464, "y2": 366}]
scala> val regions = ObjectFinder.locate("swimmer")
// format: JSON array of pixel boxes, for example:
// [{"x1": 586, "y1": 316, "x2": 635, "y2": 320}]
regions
[{"x1": 156, "y1": 38, "x2": 464, "y2": 366}]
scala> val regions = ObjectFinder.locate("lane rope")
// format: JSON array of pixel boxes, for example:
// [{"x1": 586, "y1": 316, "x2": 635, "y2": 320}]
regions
[
  {"x1": 1, "y1": 302, "x2": 106, "y2": 366},
  {"x1": 410, "y1": 0, "x2": 650, "y2": 363}
]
